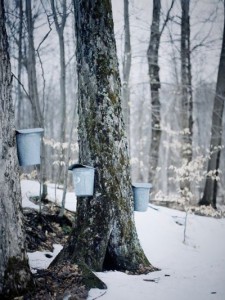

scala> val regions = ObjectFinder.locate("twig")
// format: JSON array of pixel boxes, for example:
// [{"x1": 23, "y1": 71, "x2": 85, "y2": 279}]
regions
[
  {"x1": 91, "y1": 291, "x2": 107, "y2": 300},
  {"x1": 183, "y1": 210, "x2": 188, "y2": 243},
  {"x1": 160, "y1": 0, "x2": 176, "y2": 37},
  {"x1": 148, "y1": 204, "x2": 159, "y2": 211},
  {"x1": 11, "y1": 73, "x2": 33, "y2": 105}
]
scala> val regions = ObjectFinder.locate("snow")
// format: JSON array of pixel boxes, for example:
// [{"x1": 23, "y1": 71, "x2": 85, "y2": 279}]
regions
[
  {"x1": 28, "y1": 244, "x2": 63, "y2": 273},
  {"x1": 21, "y1": 180, "x2": 225, "y2": 300},
  {"x1": 21, "y1": 179, "x2": 77, "y2": 212}
]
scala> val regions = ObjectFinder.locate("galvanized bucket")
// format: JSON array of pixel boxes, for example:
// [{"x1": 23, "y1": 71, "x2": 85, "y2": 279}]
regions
[
  {"x1": 16, "y1": 128, "x2": 44, "y2": 166},
  {"x1": 132, "y1": 183, "x2": 152, "y2": 212},
  {"x1": 69, "y1": 164, "x2": 95, "y2": 197}
]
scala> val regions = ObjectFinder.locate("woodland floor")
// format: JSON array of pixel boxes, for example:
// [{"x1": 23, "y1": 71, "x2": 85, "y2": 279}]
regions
[
  {"x1": 20, "y1": 195, "x2": 225, "y2": 300},
  {"x1": 22, "y1": 198, "x2": 89, "y2": 300}
]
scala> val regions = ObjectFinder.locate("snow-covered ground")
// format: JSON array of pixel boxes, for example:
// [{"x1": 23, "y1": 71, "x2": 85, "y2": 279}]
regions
[{"x1": 22, "y1": 180, "x2": 225, "y2": 300}]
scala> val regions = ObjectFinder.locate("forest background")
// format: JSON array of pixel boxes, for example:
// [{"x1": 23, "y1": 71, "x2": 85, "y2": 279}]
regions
[{"x1": 5, "y1": 0, "x2": 225, "y2": 208}]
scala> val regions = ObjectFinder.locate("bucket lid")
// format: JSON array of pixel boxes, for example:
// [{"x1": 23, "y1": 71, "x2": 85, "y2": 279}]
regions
[
  {"x1": 16, "y1": 128, "x2": 44, "y2": 134},
  {"x1": 132, "y1": 182, "x2": 152, "y2": 189},
  {"x1": 68, "y1": 163, "x2": 95, "y2": 171}
]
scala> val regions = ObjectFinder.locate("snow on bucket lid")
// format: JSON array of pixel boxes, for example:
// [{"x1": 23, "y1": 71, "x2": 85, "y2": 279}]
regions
[
  {"x1": 68, "y1": 163, "x2": 95, "y2": 170},
  {"x1": 132, "y1": 183, "x2": 152, "y2": 189},
  {"x1": 16, "y1": 128, "x2": 44, "y2": 134}
]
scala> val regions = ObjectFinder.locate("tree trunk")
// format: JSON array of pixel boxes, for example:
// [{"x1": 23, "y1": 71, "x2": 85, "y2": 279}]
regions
[
  {"x1": 0, "y1": 0, "x2": 33, "y2": 297},
  {"x1": 200, "y1": 1, "x2": 225, "y2": 208},
  {"x1": 180, "y1": 0, "x2": 193, "y2": 196},
  {"x1": 122, "y1": 0, "x2": 131, "y2": 150},
  {"x1": 147, "y1": 0, "x2": 161, "y2": 185},
  {"x1": 26, "y1": 0, "x2": 47, "y2": 200},
  {"x1": 25, "y1": 0, "x2": 42, "y2": 127},
  {"x1": 50, "y1": 0, "x2": 67, "y2": 145},
  {"x1": 16, "y1": 0, "x2": 23, "y2": 128},
  {"x1": 53, "y1": 0, "x2": 156, "y2": 275},
  {"x1": 50, "y1": 0, "x2": 68, "y2": 186}
]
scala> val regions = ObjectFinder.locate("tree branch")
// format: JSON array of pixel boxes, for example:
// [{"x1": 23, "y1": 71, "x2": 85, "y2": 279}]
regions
[{"x1": 160, "y1": 0, "x2": 176, "y2": 37}]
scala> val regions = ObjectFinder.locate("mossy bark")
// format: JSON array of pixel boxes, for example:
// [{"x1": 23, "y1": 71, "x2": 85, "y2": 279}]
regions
[
  {"x1": 0, "y1": 0, "x2": 34, "y2": 297},
  {"x1": 53, "y1": 0, "x2": 157, "y2": 278}
]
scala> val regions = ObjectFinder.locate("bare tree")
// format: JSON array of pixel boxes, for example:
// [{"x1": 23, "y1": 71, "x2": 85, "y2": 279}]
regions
[
  {"x1": 180, "y1": 0, "x2": 193, "y2": 197},
  {"x1": 122, "y1": 0, "x2": 131, "y2": 148},
  {"x1": 25, "y1": 0, "x2": 43, "y2": 127},
  {"x1": 148, "y1": 0, "x2": 175, "y2": 186},
  {"x1": 200, "y1": 0, "x2": 225, "y2": 208},
  {"x1": 50, "y1": 0, "x2": 68, "y2": 146},
  {"x1": 26, "y1": 0, "x2": 48, "y2": 200},
  {"x1": 52, "y1": 0, "x2": 157, "y2": 278},
  {"x1": 16, "y1": 0, "x2": 24, "y2": 128},
  {"x1": 0, "y1": 0, "x2": 33, "y2": 296}
]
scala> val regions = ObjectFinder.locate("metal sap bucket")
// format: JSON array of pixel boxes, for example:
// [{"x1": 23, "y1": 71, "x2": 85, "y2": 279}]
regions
[
  {"x1": 132, "y1": 183, "x2": 152, "y2": 212},
  {"x1": 69, "y1": 164, "x2": 95, "y2": 197},
  {"x1": 16, "y1": 128, "x2": 44, "y2": 166}
]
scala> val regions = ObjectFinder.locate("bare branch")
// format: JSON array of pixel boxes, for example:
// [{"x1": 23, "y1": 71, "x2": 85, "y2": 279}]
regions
[{"x1": 160, "y1": 0, "x2": 176, "y2": 37}]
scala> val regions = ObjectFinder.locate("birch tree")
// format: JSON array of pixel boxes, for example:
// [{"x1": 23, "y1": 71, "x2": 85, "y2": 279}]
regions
[
  {"x1": 0, "y1": 0, "x2": 33, "y2": 296},
  {"x1": 53, "y1": 0, "x2": 156, "y2": 276}
]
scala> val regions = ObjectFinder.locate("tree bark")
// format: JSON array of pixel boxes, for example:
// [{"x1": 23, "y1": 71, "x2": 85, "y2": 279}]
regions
[
  {"x1": 200, "y1": 1, "x2": 225, "y2": 208},
  {"x1": 53, "y1": 0, "x2": 156, "y2": 275},
  {"x1": 180, "y1": 0, "x2": 193, "y2": 196},
  {"x1": 0, "y1": 0, "x2": 33, "y2": 297},
  {"x1": 147, "y1": 0, "x2": 161, "y2": 185}
]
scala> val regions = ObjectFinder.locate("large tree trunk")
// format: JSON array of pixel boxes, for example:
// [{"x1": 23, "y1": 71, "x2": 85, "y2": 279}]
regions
[
  {"x1": 180, "y1": 0, "x2": 193, "y2": 197},
  {"x1": 200, "y1": 1, "x2": 225, "y2": 208},
  {"x1": 0, "y1": 0, "x2": 33, "y2": 297},
  {"x1": 147, "y1": 0, "x2": 161, "y2": 185},
  {"x1": 53, "y1": 0, "x2": 156, "y2": 275}
]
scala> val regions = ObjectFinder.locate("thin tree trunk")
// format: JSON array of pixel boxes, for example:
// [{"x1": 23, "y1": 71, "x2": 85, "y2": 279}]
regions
[
  {"x1": 122, "y1": 0, "x2": 131, "y2": 149},
  {"x1": 25, "y1": 0, "x2": 42, "y2": 127},
  {"x1": 53, "y1": 0, "x2": 157, "y2": 276},
  {"x1": 0, "y1": 0, "x2": 34, "y2": 296},
  {"x1": 50, "y1": 0, "x2": 67, "y2": 185},
  {"x1": 59, "y1": 95, "x2": 77, "y2": 217},
  {"x1": 50, "y1": 0, "x2": 67, "y2": 145},
  {"x1": 180, "y1": 0, "x2": 193, "y2": 196},
  {"x1": 147, "y1": 0, "x2": 161, "y2": 185},
  {"x1": 200, "y1": 1, "x2": 225, "y2": 208},
  {"x1": 26, "y1": 0, "x2": 47, "y2": 200},
  {"x1": 17, "y1": 0, "x2": 23, "y2": 128}
]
